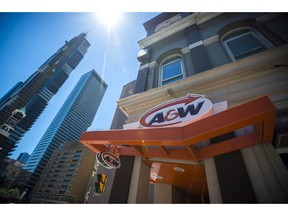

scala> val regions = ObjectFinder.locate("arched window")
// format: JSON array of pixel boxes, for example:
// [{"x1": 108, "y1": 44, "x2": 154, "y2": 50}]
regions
[
  {"x1": 222, "y1": 27, "x2": 273, "y2": 61},
  {"x1": 159, "y1": 55, "x2": 185, "y2": 86}
]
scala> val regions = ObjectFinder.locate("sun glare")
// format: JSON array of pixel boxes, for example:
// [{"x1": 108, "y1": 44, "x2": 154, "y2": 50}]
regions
[{"x1": 96, "y1": 12, "x2": 123, "y2": 29}]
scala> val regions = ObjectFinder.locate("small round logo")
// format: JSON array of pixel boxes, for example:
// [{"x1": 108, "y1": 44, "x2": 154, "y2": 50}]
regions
[{"x1": 96, "y1": 152, "x2": 121, "y2": 169}]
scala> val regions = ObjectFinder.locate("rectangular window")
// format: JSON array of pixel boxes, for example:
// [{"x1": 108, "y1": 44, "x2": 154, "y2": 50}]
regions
[
  {"x1": 161, "y1": 59, "x2": 183, "y2": 85},
  {"x1": 224, "y1": 31, "x2": 269, "y2": 60}
]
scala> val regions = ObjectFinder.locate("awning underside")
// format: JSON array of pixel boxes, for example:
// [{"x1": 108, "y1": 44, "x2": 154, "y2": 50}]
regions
[{"x1": 80, "y1": 96, "x2": 276, "y2": 162}]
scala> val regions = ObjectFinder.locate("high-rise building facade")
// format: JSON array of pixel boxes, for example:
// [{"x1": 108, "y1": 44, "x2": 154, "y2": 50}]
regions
[
  {"x1": 0, "y1": 33, "x2": 90, "y2": 159},
  {"x1": 22, "y1": 70, "x2": 107, "y2": 197},
  {"x1": 84, "y1": 80, "x2": 136, "y2": 204},
  {"x1": 81, "y1": 13, "x2": 288, "y2": 203},
  {"x1": 16, "y1": 152, "x2": 30, "y2": 164},
  {"x1": 30, "y1": 141, "x2": 96, "y2": 203}
]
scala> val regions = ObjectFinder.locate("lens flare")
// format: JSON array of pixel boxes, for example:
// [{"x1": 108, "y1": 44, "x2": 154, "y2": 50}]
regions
[{"x1": 95, "y1": 12, "x2": 122, "y2": 29}]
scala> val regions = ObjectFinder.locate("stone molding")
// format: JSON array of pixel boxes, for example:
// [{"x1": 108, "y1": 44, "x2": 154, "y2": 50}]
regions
[
  {"x1": 118, "y1": 44, "x2": 288, "y2": 122},
  {"x1": 138, "y1": 13, "x2": 223, "y2": 49}
]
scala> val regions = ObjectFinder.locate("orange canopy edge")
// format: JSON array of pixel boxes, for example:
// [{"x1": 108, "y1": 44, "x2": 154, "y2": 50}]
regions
[{"x1": 80, "y1": 96, "x2": 276, "y2": 162}]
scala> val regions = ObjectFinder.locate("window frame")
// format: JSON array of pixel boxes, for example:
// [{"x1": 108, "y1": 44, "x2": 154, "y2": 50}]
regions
[
  {"x1": 222, "y1": 27, "x2": 274, "y2": 61},
  {"x1": 159, "y1": 55, "x2": 185, "y2": 86}
]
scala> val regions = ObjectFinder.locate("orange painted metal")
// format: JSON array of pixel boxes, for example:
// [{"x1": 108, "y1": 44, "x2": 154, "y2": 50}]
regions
[
  {"x1": 147, "y1": 161, "x2": 208, "y2": 197},
  {"x1": 196, "y1": 133, "x2": 259, "y2": 160},
  {"x1": 80, "y1": 96, "x2": 276, "y2": 161}
]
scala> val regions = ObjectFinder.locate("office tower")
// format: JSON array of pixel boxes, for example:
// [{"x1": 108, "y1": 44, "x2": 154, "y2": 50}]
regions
[
  {"x1": 16, "y1": 152, "x2": 30, "y2": 164},
  {"x1": 23, "y1": 70, "x2": 107, "y2": 199},
  {"x1": 0, "y1": 33, "x2": 90, "y2": 160},
  {"x1": 30, "y1": 141, "x2": 96, "y2": 203},
  {"x1": 84, "y1": 80, "x2": 136, "y2": 204}
]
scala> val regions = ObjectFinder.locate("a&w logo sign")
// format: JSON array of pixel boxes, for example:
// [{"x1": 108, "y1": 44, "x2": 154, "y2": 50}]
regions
[
  {"x1": 96, "y1": 152, "x2": 121, "y2": 169},
  {"x1": 139, "y1": 94, "x2": 213, "y2": 127}
]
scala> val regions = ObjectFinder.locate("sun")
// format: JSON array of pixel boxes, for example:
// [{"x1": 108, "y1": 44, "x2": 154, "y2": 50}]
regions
[{"x1": 95, "y1": 12, "x2": 123, "y2": 29}]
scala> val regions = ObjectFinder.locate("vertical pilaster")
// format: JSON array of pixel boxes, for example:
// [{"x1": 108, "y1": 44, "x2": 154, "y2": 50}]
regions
[
  {"x1": 201, "y1": 139, "x2": 223, "y2": 203},
  {"x1": 184, "y1": 24, "x2": 212, "y2": 74},
  {"x1": 237, "y1": 128, "x2": 288, "y2": 203},
  {"x1": 211, "y1": 132, "x2": 257, "y2": 203},
  {"x1": 134, "y1": 68, "x2": 149, "y2": 94},
  {"x1": 153, "y1": 183, "x2": 172, "y2": 203},
  {"x1": 204, "y1": 157, "x2": 223, "y2": 203},
  {"x1": 127, "y1": 157, "x2": 150, "y2": 203}
]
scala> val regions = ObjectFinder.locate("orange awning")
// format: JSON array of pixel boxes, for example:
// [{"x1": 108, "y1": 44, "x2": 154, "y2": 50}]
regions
[{"x1": 80, "y1": 96, "x2": 276, "y2": 161}]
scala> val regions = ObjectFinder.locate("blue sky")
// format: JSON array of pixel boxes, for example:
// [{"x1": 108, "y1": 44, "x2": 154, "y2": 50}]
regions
[
  {"x1": 0, "y1": 12, "x2": 160, "y2": 159},
  {"x1": 0, "y1": 0, "x2": 275, "y2": 161}
]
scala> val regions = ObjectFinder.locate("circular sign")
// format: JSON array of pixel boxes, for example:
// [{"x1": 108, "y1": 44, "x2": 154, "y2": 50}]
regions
[
  {"x1": 139, "y1": 94, "x2": 213, "y2": 127},
  {"x1": 96, "y1": 152, "x2": 111, "y2": 169},
  {"x1": 96, "y1": 152, "x2": 121, "y2": 169}
]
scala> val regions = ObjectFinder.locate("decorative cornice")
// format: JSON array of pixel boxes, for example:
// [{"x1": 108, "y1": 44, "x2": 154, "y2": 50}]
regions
[
  {"x1": 139, "y1": 63, "x2": 149, "y2": 70},
  {"x1": 138, "y1": 13, "x2": 223, "y2": 49},
  {"x1": 203, "y1": 35, "x2": 219, "y2": 46},
  {"x1": 180, "y1": 34, "x2": 219, "y2": 55},
  {"x1": 189, "y1": 40, "x2": 203, "y2": 49},
  {"x1": 118, "y1": 44, "x2": 288, "y2": 118},
  {"x1": 149, "y1": 61, "x2": 158, "y2": 68},
  {"x1": 181, "y1": 47, "x2": 190, "y2": 54},
  {"x1": 139, "y1": 61, "x2": 158, "y2": 70}
]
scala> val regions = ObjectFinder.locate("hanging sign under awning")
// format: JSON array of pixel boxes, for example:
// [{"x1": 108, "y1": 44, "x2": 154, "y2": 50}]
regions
[
  {"x1": 96, "y1": 152, "x2": 121, "y2": 169},
  {"x1": 139, "y1": 94, "x2": 213, "y2": 127}
]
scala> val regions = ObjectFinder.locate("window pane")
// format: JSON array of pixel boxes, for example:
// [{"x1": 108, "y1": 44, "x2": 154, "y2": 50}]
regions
[
  {"x1": 162, "y1": 59, "x2": 182, "y2": 80},
  {"x1": 225, "y1": 32, "x2": 268, "y2": 60},
  {"x1": 162, "y1": 75, "x2": 183, "y2": 85},
  {"x1": 224, "y1": 29, "x2": 249, "y2": 40},
  {"x1": 234, "y1": 46, "x2": 267, "y2": 60}
]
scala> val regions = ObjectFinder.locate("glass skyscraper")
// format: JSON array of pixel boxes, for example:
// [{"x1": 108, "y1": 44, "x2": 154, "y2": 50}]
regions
[
  {"x1": 0, "y1": 33, "x2": 90, "y2": 159},
  {"x1": 16, "y1": 152, "x2": 30, "y2": 164},
  {"x1": 22, "y1": 70, "x2": 107, "y2": 196}
]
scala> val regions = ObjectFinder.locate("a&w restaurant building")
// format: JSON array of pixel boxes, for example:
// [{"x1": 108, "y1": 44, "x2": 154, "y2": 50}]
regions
[{"x1": 80, "y1": 13, "x2": 288, "y2": 203}]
